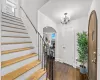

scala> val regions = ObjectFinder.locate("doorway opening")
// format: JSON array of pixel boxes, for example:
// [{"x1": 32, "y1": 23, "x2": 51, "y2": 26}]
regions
[
  {"x1": 88, "y1": 10, "x2": 97, "y2": 80},
  {"x1": 43, "y1": 26, "x2": 56, "y2": 58}
]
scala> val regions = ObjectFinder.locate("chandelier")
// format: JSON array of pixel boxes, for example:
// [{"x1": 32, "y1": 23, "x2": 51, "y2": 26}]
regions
[{"x1": 61, "y1": 13, "x2": 70, "y2": 24}]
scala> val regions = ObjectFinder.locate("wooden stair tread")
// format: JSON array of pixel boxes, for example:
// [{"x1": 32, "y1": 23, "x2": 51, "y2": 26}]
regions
[
  {"x1": 1, "y1": 60, "x2": 41, "y2": 80},
  {"x1": 1, "y1": 53, "x2": 37, "y2": 68},
  {"x1": 1, "y1": 42, "x2": 32, "y2": 45},
  {"x1": 27, "y1": 69, "x2": 46, "y2": 80},
  {"x1": 1, "y1": 47, "x2": 34, "y2": 54}
]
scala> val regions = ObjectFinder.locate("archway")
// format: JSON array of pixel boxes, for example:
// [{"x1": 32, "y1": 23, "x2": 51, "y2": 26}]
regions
[{"x1": 43, "y1": 26, "x2": 57, "y2": 58}]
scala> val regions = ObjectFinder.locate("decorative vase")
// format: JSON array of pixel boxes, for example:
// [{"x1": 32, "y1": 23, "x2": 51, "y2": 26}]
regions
[{"x1": 80, "y1": 65, "x2": 87, "y2": 74}]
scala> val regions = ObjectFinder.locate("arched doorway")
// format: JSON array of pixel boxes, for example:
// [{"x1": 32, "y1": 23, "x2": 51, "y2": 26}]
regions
[
  {"x1": 43, "y1": 26, "x2": 57, "y2": 58},
  {"x1": 88, "y1": 10, "x2": 97, "y2": 80}
]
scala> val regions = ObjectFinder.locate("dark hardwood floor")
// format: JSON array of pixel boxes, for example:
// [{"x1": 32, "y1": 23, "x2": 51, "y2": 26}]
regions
[{"x1": 53, "y1": 61, "x2": 88, "y2": 80}]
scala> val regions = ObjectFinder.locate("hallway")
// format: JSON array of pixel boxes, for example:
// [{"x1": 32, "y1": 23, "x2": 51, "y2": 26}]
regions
[
  {"x1": 54, "y1": 62, "x2": 88, "y2": 80},
  {"x1": 0, "y1": 0, "x2": 100, "y2": 80}
]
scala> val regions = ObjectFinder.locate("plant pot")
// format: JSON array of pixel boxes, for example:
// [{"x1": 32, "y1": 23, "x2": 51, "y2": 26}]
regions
[{"x1": 80, "y1": 65, "x2": 87, "y2": 74}]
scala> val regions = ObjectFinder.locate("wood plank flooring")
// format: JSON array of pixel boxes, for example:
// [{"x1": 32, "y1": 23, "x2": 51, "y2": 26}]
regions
[{"x1": 53, "y1": 61, "x2": 88, "y2": 80}]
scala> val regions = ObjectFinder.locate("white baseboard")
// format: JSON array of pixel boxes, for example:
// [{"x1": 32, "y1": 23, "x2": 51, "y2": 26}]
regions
[
  {"x1": 55, "y1": 58, "x2": 63, "y2": 63},
  {"x1": 55, "y1": 58, "x2": 77, "y2": 68},
  {"x1": 73, "y1": 63, "x2": 77, "y2": 68},
  {"x1": 55, "y1": 58, "x2": 59, "y2": 62}
]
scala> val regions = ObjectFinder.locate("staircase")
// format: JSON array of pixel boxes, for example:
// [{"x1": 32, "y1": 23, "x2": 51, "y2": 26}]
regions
[{"x1": 1, "y1": 12, "x2": 47, "y2": 80}]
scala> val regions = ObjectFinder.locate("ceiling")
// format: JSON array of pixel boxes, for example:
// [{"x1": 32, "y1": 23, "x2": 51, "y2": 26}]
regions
[{"x1": 39, "y1": 0, "x2": 92, "y2": 23}]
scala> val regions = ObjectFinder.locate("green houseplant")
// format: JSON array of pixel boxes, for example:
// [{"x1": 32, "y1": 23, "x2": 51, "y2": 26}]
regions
[{"x1": 77, "y1": 31, "x2": 88, "y2": 74}]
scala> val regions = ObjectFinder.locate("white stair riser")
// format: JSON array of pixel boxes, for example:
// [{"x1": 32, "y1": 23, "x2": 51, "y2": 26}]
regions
[
  {"x1": 1, "y1": 43, "x2": 33, "y2": 51},
  {"x1": 15, "y1": 64, "x2": 41, "y2": 80},
  {"x1": 39, "y1": 73, "x2": 46, "y2": 80},
  {"x1": 1, "y1": 37, "x2": 31, "y2": 43},
  {"x1": 2, "y1": 26, "x2": 26, "y2": 33},
  {"x1": 1, "y1": 56, "x2": 38, "y2": 76},
  {"x1": 2, "y1": 15, "x2": 22, "y2": 23},
  {"x1": 2, "y1": 13, "x2": 21, "y2": 21},
  {"x1": 2, "y1": 18, "x2": 23, "y2": 26},
  {"x1": 1, "y1": 49, "x2": 35, "y2": 61},
  {"x1": 1, "y1": 22, "x2": 25, "y2": 29},
  {"x1": 2, "y1": 31, "x2": 29, "y2": 37}
]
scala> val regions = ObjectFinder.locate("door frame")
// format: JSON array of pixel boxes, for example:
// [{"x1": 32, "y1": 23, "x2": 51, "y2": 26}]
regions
[{"x1": 88, "y1": 10, "x2": 98, "y2": 80}]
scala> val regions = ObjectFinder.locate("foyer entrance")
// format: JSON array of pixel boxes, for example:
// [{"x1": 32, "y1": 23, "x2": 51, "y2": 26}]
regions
[{"x1": 88, "y1": 10, "x2": 97, "y2": 80}]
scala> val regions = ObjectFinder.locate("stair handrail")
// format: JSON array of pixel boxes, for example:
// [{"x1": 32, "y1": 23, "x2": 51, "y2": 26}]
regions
[
  {"x1": 20, "y1": 7, "x2": 37, "y2": 33},
  {"x1": 20, "y1": 6, "x2": 48, "y2": 44},
  {"x1": 20, "y1": 6, "x2": 53, "y2": 80}
]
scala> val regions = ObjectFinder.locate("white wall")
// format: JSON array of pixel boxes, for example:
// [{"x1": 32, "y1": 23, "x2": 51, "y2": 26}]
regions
[
  {"x1": 21, "y1": 10, "x2": 37, "y2": 47},
  {"x1": 15, "y1": 0, "x2": 21, "y2": 18},
  {"x1": 1, "y1": 0, "x2": 6, "y2": 12},
  {"x1": 89, "y1": 0, "x2": 100, "y2": 80},
  {"x1": 21, "y1": 0, "x2": 49, "y2": 28},
  {"x1": 56, "y1": 17, "x2": 88, "y2": 67},
  {"x1": 38, "y1": 11, "x2": 57, "y2": 36},
  {"x1": 1, "y1": 0, "x2": 20, "y2": 17},
  {"x1": 20, "y1": 0, "x2": 49, "y2": 48}
]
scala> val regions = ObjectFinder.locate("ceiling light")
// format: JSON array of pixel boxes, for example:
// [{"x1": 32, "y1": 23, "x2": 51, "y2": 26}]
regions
[{"x1": 61, "y1": 13, "x2": 70, "y2": 24}]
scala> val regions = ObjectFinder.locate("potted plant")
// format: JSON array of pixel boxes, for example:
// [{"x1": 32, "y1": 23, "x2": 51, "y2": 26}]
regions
[{"x1": 77, "y1": 31, "x2": 88, "y2": 74}]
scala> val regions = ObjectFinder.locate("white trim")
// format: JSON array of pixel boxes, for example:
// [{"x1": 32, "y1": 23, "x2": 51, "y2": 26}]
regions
[
  {"x1": 43, "y1": 32, "x2": 56, "y2": 34},
  {"x1": 55, "y1": 58, "x2": 64, "y2": 63},
  {"x1": 55, "y1": 58, "x2": 76, "y2": 68},
  {"x1": 6, "y1": 0, "x2": 16, "y2": 8},
  {"x1": 98, "y1": 48, "x2": 100, "y2": 56},
  {"x1": 55, "y1": 58, "x2": 60, "y2": 62}
]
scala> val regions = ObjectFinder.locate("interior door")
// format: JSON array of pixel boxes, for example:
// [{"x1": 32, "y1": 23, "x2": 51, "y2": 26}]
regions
[
  {"x1": 88, "y1": 10, "x2": 97, "y2": 80},
  {"x1": 62, "y1": 28, "x2": 74, "y2": 66}
]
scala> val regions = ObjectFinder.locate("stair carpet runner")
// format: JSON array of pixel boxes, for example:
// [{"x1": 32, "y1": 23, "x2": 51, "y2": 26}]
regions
[{"x1": 1, "y1": 12, "x2": 46, "y2": 80}]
